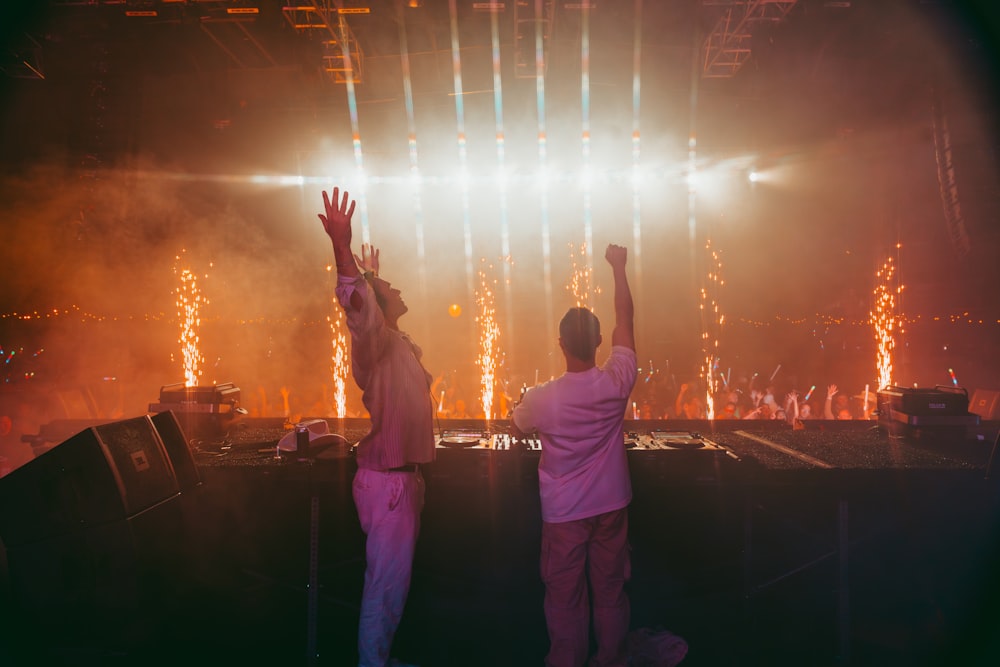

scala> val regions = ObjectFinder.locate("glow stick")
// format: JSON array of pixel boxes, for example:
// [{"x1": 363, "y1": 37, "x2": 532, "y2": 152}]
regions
[
  {"x1": 438, "y1": 390, "x2": 445, "y2": 411},
  {"x1": 535, "y1": 368, "x2": 539, "y2": 386},
  {"x1": 864, "y1": 384, "x2": 869, "y2": 410},
  {"x1": 948, "y1": 368, "x2": 958, "y2": 386},
  {"x1": 769, "y1": 364, "x2": 781, "y2": 382},
  {"x1": 803, "y1": 385, "x2": 816, "y2": 402},
  {"x1": 632, "y1": 401, "x2": 638, "y2": 419}
]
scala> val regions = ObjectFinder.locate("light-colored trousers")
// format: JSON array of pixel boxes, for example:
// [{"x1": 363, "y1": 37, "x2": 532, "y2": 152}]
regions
[{"x1": 353, "y1": 467, "x2": 425, "y2": 667}]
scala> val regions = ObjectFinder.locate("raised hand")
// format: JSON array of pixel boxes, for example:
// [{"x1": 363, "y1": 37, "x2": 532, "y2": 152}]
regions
[
  {"x1": 320, "y1": 187, "x2": 360, "y2": 278},
  {"x1": 605, "y1": 244, "x2": 627, "y2": 269},
  {"x1": 354, "y1": 243, "x2": 380, "y2": 277},
  {"x1": 827, "y1": 384, "x2": 838, "y2": 400},
  {"x1": 319, "y1": 187, "x2": 356, "y2": 245}
]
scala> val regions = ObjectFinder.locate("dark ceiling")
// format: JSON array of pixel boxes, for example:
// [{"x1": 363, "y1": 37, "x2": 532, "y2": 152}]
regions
[{"x1": 3, "y1": 1, "x2": 998, "y2": 166}]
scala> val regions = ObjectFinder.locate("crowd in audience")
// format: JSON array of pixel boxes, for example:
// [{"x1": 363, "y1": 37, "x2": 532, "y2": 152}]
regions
[
  {"x1": 421, "y1": 368, "x2": 878, "y2": 425},
  {"x1": 182, "y1": 370, "x2": 880, "y2": 426},
  {"x1": 634, "y1": 374, "x2": 876, "y2": 426}
]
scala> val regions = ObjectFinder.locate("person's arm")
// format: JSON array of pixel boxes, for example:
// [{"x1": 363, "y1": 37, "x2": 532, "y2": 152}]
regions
[
  {"x1": 320, "y1": 190, "x2": 389, "y2": 384},
  {"x1": 675, "y1": 384, "x2": 688, "y2": 418},
  {"x1": 509, "y1": 418, "x2": 530, "y2": 440},
  {"x1": 319, "y1": 187, "x2": 362, "y2": 309},
  {"x1": 510, "y1": 390, "x2": 535, "y2": 439},
  {"x1": 605, "y1": 244, "x2": 635, "y2": 351},
  {"x1": 353, "y1": 243, "x2": 380, "y2": 280},
  {"x1": 825, "y1": 384, "x2": 837, "y2": 419},
  {"x1": 786, "y1": 390, "x2": 799, "y2": 421},
  {"x1": 431, "y1": 375, "x2": 447, "y2": 414}
]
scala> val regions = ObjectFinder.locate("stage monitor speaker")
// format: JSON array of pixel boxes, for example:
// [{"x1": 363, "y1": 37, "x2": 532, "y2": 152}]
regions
[
  {"x1": 150, "y1": 410, "x2": 202, "y2": 492},
  {"x1": 969, "y1": 389, "x2": 1000, "y2": 420},
  {"x1": 0, "y1": 416, "x2": 204, "y2": 644},
  {"x1": 0, "y1": 415, "x2": 180, "y2": 549}
]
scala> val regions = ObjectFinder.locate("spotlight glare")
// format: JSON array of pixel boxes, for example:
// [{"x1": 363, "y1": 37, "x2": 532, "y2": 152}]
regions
[
  {"x1": 353, "y1": 169, "x2": 368, "y2": 192},
  {"x1": 630, "y1": 165, "x2": 644, "y2": 187},
  {"x1": 748, "y1": 169, "x2": 760, "y2": 183},
  {"x1": 537, "y1": 167, "x2": 550, "y2": 188}
]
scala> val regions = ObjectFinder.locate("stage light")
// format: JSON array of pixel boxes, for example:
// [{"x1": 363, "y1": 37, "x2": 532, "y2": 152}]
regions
[
  {"x1": 630, "y1": 165, "x2": 645, "y2": 187},
  {"x1": 353, "y1": 168, "x2": 368, "y2": 192},
  {"x1": 748, "y1": 169, "x2": 760, "y2": 183},
  {"x1": 536, "y1": 167, "x2": 551, "y2": 188}
]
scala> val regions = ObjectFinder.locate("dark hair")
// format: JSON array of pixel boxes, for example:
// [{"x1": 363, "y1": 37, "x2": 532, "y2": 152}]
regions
[
  {"x1": 559, "y1": 307, "x2": 601, "y2": 361},
  {"x1": 369, "y1": 276, "x2": 389, "y2": 312}
]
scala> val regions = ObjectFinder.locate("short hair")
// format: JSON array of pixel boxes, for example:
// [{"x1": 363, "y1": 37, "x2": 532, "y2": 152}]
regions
[
  {"x1": 559, "y1": 307, "x2": 601, "y2": 361},
  {"x1": 369, "y1": 276, "x2": 389, "y2": 312}
]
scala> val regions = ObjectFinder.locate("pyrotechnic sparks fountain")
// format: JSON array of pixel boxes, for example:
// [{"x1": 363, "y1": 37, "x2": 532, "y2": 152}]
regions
[
  {"x1": 699, "y1": 240, "x2": 724, "y2": 419},
  {"x1": 567, "y1": 242, "x2": 600, "y2": 309},
  {"x1": 174, "y1": 252, "x2": 206, "y2": 388},
  {"x1": 872, "y1": 255, "x2": 900, "y2": 391},
  {"x1": 476, "y1": 262, "x2": 503, "y2": 420}
]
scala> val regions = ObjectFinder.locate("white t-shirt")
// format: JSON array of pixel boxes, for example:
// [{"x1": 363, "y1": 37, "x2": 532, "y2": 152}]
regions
[{"x1": 513, "y1": 346, "x2": 638, "y2": 523}]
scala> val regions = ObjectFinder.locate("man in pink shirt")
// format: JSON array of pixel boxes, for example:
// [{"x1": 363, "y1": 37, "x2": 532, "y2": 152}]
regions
[
  {"x1": 319, "y1": 187, "x2": 436, "y2": 667},
  {"x1": 512, "y1": 244, "x2": 638, "y2": 667}
]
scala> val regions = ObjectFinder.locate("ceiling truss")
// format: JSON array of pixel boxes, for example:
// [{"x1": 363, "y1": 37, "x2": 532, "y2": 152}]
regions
[
  {"x1": 281, "y1": 1, "x2": 366, "y2": 84},
  {"x1": 701, "y1": 0, "x2": 798, "y2": 78}
]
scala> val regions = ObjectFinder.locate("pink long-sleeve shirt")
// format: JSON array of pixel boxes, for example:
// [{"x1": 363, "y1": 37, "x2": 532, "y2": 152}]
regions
[{"x1": 336, "y1": 273, "x2": 436, "y2": 471}]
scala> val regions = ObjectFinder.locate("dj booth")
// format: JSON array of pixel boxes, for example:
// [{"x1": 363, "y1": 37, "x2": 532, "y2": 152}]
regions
[{"x1": 2, "y1": 397, "x2": 999, "y2": 665}]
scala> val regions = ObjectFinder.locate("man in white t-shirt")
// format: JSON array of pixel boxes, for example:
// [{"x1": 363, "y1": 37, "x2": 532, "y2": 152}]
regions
[{"x1": 512, "y1": 244, "x2": 638, "y2": 667}]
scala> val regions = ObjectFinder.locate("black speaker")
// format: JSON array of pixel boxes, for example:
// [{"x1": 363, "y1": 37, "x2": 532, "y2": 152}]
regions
[
  {"x1": 151, "y1": 410, "x2": 202, "y2": 492},
  {"x1": 969, "y1": 389, "x2": 1000, "y2": 420},
  {"x1": 0, "y1": 416, "x2": 203, "y2": 645},
  {"x1": 0, "y1": 415, "x2": 180, "y2": 548}
]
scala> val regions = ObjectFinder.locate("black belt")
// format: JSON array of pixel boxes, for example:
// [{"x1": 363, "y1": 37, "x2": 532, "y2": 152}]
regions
[{"x1": 385, "y1": 463, "x2": 420, "y2": 473}]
